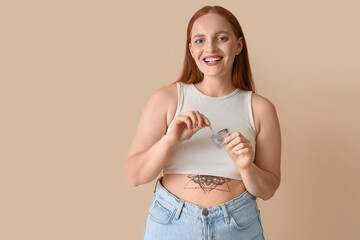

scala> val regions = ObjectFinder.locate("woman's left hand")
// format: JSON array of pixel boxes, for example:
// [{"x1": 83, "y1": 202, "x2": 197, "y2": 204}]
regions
[{"x1": 224, "y1": 131, "x2": 254, "y2": 170}]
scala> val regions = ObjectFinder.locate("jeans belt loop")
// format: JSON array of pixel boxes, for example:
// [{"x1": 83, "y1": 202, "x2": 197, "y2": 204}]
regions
[
  {"x1": 221, "y1": 204, "x2": 230, "y2": 224},
  {"x1": 153, "y1": 177, "x2": 161, "y2": 193},
  {"x1": 174, "y1": 200, "x2": 185, "y2": 220}
]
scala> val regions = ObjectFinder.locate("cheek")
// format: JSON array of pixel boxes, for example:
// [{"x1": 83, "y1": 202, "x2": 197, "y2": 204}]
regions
[
  {"x1": 228, "y1": 45, "x2": 237, "y2": 56},
  {"x1": 191, "y1": 48, "x2": 201, "y2": 58},
  {"x1": 225, "y1": 48, "x2": 237, "y2": 62}
]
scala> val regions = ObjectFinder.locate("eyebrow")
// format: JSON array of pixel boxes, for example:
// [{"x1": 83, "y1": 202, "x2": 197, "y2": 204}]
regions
[{"x1": 192, "y1": 31, "x2": 231, "y2": 39}]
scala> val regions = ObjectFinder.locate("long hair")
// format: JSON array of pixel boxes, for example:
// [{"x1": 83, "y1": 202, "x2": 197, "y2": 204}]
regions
[{"x1": 176, "y1": 6, "x2": 255, "y2": 92}]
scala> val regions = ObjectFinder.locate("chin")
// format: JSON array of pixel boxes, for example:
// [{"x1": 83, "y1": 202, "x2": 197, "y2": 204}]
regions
[{"x1": 202, "y1": 71, "x2": 228, "y2": 79}]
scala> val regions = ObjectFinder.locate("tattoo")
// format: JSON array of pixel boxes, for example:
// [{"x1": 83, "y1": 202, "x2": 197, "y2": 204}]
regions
[{"x1": 184, "y1": 175, "x2": 231, "y2": 193}]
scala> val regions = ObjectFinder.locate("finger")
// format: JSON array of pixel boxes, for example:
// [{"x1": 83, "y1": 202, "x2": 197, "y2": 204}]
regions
[
  {"x1": 230, "y1": 142, "x2": 245, "y2": 152},
  {"x1": 224, "y1": 132, "x2": 239, "y2": 144},
  {"x1": 224, "y1": 132, "x2": 248, "y2": 144},
  {"x1": 224, "y1": 132, "x2": 241, "y2": 144},
  {"x1": 232, "y1": 131, "x2": 244, "y2": 139},
  {"x1": 194, "y1": 111, "x2": 203, "y2": 127},
  {"x1": 230, "y1": 142, "x2": 251, "y2": 154},
  {"x1": 175, "y1": 115, "x2": 192, "y2": 129},
  {"x1": 235, "y1": 147, "x2": 251, "y2": 155},
  {"x1": 226, "y1": 137, "x2": 241, "y2": 149},
  {"x1": 198, "y1": 112, "x2": 211, "y2": 127},
  {"x1": 185, "y1": 111, "x2": 198, "y2": 128},
  {"x1": 226, "y1": 135, "x2": 250, "y2": 149},
  {"x1": 202, "y1": 115, "x2": 211, "y2": 126}
]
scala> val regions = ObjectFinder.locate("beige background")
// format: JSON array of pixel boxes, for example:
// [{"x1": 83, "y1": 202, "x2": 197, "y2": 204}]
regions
[{"x1": 1, "y1": 0, "x2": 360, "y2": 239}]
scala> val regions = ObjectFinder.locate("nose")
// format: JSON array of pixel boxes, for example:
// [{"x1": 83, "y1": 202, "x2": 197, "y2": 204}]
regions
[{"x1": 205, "y1": 39, "x2": 218, "y2": 53}]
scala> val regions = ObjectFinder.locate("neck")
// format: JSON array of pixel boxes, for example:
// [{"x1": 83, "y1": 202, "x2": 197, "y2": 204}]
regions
[{"x1": 195, "y1": 75, "x2": 235, "y2": 97}]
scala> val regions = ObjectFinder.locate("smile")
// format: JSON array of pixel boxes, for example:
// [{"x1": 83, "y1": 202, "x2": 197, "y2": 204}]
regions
[{"x1": 202, "y1": 56, "x2": 223, "y2": 65}]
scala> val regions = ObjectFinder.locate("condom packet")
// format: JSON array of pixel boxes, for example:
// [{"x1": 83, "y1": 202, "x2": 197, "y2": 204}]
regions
[{"x1": 211, "y1": 128, "x2": 229, "y2": 149}]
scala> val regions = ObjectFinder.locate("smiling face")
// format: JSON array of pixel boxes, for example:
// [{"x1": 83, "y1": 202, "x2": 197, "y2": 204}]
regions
[{"x1": 189, "y1": 12, "x2": 243, "y2": 80}]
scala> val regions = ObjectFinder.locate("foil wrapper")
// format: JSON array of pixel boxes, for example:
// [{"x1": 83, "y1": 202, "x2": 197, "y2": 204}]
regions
[{"x1": 211, "y1": 128, "x2": 229, "y2": 149}]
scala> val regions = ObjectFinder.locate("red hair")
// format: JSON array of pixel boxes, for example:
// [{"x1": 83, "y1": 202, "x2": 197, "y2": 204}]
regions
[{"x1": 176, "y1": 6, "x2": 255, "y2": 92}]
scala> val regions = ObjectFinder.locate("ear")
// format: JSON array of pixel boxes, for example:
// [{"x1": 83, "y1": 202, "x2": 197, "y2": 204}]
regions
[
  {"x1": 236, "y1": 37, "x2": 244, "y2": 55},
  {"x1": 189, "y1": 42, "x2": 194, "y2": 58}
]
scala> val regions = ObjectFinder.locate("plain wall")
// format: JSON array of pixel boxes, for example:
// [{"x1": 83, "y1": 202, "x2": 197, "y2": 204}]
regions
[{"x1": 1, "y1": 0, "x2": 360, "y2": 239}]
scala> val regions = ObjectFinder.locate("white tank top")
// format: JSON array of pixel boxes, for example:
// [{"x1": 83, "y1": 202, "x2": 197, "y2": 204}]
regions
[{"x1": 163, "y1": 82, "x2": 256, "y2": 180}]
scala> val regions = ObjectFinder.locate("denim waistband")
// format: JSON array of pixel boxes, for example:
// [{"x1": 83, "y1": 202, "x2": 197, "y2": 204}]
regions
[{"x1": 153, "y1": 178, "x2": 256, "y2": 220}]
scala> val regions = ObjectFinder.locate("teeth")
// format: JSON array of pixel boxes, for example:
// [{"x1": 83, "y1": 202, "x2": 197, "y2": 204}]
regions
[{"x1": 205, "y1": 57, "x2": 221, "y2": 62}]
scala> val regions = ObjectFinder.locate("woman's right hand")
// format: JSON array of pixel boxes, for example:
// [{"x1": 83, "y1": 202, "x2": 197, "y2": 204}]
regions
[{"x1": 166, "y1": 111, "x2": 211, "y2": 143}]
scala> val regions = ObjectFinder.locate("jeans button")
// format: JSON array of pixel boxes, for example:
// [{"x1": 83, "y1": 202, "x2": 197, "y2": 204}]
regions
[{"x1": 202, "y1": 209, "x2": 209, "y2": 216}]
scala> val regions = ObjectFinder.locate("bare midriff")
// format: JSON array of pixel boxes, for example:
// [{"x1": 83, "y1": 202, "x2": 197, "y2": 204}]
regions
[{"x1": 161, "y1": 174, "x2": 246, "y2": 208}]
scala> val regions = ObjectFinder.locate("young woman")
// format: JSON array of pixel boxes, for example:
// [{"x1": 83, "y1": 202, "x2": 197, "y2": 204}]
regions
[{"x1": 126, "y1": 5, "x2": 281, "y2": 240}]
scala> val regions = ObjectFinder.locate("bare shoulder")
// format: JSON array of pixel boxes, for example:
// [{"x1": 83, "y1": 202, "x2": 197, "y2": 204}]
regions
[
  {"x1": 151, "y1": 82, "x2": 178, "y2": 126},
  {"x1": 252, "y1": 93, "x2": 277, "y2": 114},
  {"x1": 251, "y1": 93, "x2": 279, "y2": 135},
  {"x1": 151, "y1": 82, "x2": 177, "y2": 101},
  {"x1": 144, "y1": 83, "x2": 177, "y2": 117},
  {"x1": 127, "y1": 82, "x2": 178, "y2": 157}
]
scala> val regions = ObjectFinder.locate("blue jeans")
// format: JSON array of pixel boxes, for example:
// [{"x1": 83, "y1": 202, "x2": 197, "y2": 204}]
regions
[{"x1": 143, "y1": 178, "x2": 265, "y2": 240}]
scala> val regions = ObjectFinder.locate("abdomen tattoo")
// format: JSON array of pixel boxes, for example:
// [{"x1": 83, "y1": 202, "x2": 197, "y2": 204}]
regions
[{"x1": 184, "y1": 175, "x2": 231, "y2": 193}]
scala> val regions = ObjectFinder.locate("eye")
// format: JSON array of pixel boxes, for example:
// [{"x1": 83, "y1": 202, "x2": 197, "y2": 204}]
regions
[
  {"x1": 218, "y1": 36, "x2": 228, "y2": 41},
  {"x1": 194, "y1": 39, "x2": 204, "y2": 44}
]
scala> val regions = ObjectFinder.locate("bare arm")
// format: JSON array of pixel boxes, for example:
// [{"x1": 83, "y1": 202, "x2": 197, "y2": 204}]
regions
[
  {"x1": 125, "y1": 85, "x2": 177, "y2": 186},
  {"x1": 126, "y1": 135, "x2": 180, "y2": 187},
  {"x1": 241, "y1": 94, "x2": 281, "y2": 200},
  {"x1": 126, "y1": 84, "x2": 210, "y2": 186},
  {"x1": 224, "y1": 93, "x2": 281, "y2": 200}
]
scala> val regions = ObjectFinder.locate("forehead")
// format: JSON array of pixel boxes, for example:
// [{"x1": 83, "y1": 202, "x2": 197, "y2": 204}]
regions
[{"x1": 191, "y1": 12, "x2": 234, "y2": 37}]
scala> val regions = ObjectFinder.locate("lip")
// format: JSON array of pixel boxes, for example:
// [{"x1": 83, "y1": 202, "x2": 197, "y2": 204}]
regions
[{"x1": 202, "y1": 55, "x2": 223, "y2": 66}]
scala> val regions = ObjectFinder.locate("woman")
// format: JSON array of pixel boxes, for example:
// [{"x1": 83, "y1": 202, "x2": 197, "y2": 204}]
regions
[{"x1": 126, "y1": 5, "x2": 281, "y2": 240}]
